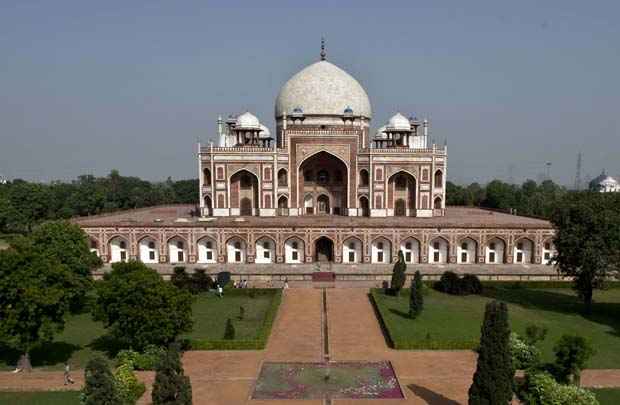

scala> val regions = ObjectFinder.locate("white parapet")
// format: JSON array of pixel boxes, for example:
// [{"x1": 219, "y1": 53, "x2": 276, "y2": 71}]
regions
[
  {"x1": 370, "y1": 209, "x2": 387, "y2": 217},
  {"x1": 416, "y1": 209, "x2": 433, "y2": 218},
  {"x1": 259, "y1": 208, "x2": 276, "y2": 217}
]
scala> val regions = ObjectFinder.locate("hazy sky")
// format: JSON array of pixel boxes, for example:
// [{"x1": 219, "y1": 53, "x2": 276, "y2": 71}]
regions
[{"x1": 1, "y1": 1, "x2": 618, "y2": 185}]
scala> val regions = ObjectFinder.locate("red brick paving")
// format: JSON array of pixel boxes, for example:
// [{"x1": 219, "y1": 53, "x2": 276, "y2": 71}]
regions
[{"x1": 1, "y1": 288, "x2": 619, "y2": 405}]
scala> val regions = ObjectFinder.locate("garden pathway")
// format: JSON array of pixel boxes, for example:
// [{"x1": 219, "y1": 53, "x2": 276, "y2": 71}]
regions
[{"x1": 1, "y1": 287, "x2": 620, "y2": 405}]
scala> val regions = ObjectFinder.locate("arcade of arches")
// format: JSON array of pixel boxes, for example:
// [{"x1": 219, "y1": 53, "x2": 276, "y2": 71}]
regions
[{"x1": 97, "y1": 233, "x2": 555, "y2": 265}]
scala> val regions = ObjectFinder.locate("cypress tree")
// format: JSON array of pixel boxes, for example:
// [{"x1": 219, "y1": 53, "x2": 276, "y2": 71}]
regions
[
  {"x1": 224, "y1": 318, "x2": 235, "y2": 340},
  {"x1": 390, "y1": 251, "x2": 407, "y2": 295},
  {"x1": 152, "y1": 344, "x2": 192, "y2": 405},
  {"x1": 82, "y1": 357, "x2": 122, "y2": 405},
  {"x1": 468, "y1": 300, "x2": 513, "y2": 405},
  {"x1": 409, "y1": 271, "x2": 424, "y2": 319}
]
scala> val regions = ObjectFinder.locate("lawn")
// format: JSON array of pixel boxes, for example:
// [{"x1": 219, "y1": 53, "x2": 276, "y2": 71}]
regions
[
  {"x1": 0, "y1": 239, "x2": 9, "y2": 250},
  {"x1": 0, "y1": 391, "x2": 81, "y2": 404},
  {"x1": 594, "y1": 388, "x2": 620, "y2": 405},
  {"x1": 372, "y1": 286, "x2": 620, "y2": 368},
  {"x1": 0, "y1": 289, "x2": 281, "y2": 370}
]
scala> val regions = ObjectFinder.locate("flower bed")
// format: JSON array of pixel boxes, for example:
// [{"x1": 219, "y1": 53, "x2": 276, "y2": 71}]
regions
[{"x1": 252, "y1": 361, "x2": 403, "y2": 399}]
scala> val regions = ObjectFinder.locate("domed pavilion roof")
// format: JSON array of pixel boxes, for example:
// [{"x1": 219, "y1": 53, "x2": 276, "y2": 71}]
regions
[{"x1": 275, "y1": 60, "x2": 372, "y2": 119}]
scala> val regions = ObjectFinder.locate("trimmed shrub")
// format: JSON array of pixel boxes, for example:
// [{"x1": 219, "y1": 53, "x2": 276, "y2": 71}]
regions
[
  {"x1": 152, "y1": 345, "x2": 192, "y2": 405},
  {"x1": 409, "y1": 271, "x2": 424, "y2": 319},
  {"x1": 224, "y1": 318, "x2": 235, "y2": 340},
  {"x1": 461, "y1": 274, "x2": 482, "y2": 295},
  {"x1": 171, "y1": 267, "x2": 190, "y2": 291},
  {"x1": 81, "y1": 357, "x2": 122, "y2": 405},
  {"x1": 434, "y1": 272, "x2": 482, "y2": 296},
  {"x1": 510, "y1": 332, "x2": 541, "y2": 370},
  {"x1": 468, "y1": 301, "x2": 513, "y2": 405},
  {"x1": 390, "y1": 251, "x2": 407, "y2": 295},
  {"x1": 553, "y1": 335, "x2": 594, "y2": 385},
  {"x1": 114, "y1": 363, "x2": 145, "y2": 404},
  {"x1": 519, "y1": 372, "x2": 599, "y2": 405},
  {"x1": 190, "y1": 269, "x2": 213, "y2": 294}
]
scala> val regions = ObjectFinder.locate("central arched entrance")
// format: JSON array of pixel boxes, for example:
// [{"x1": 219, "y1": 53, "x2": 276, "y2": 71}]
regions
[
  {"x1": 299, "y1": 151, "x2": 348, "y2": 216},
  {"x1": 230, "y1": 170, "x2": 259, "y2": 216},
  {"x1": 314, "y1": 237, "x2": 334, "y2": 262}
]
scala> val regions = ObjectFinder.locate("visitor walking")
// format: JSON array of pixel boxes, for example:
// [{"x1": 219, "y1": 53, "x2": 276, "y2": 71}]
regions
[
  {"x1": 283, "y1": 277, "x2": 289, "y2": 289},
  {"x1": 64, "y1": 362, "x2": 75, "y2": 385},
  {"x1": 217, "y1": 284, "x2": 223, "y2": 298}
]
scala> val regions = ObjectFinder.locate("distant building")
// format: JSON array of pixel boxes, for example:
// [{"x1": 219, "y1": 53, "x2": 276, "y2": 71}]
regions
[
  {"x1": 0, "y1": 175, "x2": 7, "y2": 185},
  {"x1": 589, "y1": 170, "x2": 620, "y2": 193}
]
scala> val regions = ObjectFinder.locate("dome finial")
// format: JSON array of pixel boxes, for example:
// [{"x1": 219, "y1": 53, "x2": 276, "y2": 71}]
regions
[{"x1": 320, "y1": 37, "x2": 326, "y2": 61}]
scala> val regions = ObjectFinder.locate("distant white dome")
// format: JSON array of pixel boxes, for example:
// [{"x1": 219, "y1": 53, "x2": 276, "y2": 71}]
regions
[
  {"x1": 600, "y1": 176, "x2": 618, "y2": 186},
  {"x1": 259, "y1": 124, "x2": 271, "y2": 138},
  {"x1": 275, "y1": 60, "x2": 372, "y2": 119},
  {"x1": 375, "y1": 125, "x2": 388, "y2": 139},
  {"x1": 386, "y1": 113, "x2": 411, "y2": 131},
  {"x1": 235, "y1": 112, "x2": 261, "y2": 129}
]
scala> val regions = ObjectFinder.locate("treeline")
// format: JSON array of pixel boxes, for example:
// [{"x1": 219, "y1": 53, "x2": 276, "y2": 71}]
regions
[
  {"x1": 0, "y1": 170, "x2": 198, "y2": 234},
  {"x1": 446, "y1": 179, "x2": 567, "y2": 218}
]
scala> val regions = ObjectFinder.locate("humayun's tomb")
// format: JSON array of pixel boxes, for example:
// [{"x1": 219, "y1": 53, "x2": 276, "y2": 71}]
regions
[{"x1": 75, "y1": 44, "x2": 558, "y2": 283}]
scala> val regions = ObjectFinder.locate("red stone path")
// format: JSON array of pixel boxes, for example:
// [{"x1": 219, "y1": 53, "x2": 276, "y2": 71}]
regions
[{"x1": 1, "y1": 288, "x2": 620, "y2": 405}]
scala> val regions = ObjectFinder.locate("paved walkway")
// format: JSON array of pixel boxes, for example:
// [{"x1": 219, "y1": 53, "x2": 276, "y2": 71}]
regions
[{"x1": 1, "y1": 288, "x2": 620, "y2": 405}]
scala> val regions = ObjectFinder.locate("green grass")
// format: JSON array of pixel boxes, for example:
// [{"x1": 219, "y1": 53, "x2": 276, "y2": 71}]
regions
[
  {"x1": 372, "y1": 287, "x2": 620, "y2": 368},
  {"x1": 0, "y1": 289, "x2": 281, "y2": 370},
  {"x1": 184, "y1": 289, "x2": 278, "y2": 341},
  {"x1": 0, "y1": 391, "x2": 81, "y2": 405},
  {"x1": 594, "y1": 388, "x2": 620, "y2": 405},
  {"x1": 0, "y1": 239, "x2": 9, "y2": 250}
]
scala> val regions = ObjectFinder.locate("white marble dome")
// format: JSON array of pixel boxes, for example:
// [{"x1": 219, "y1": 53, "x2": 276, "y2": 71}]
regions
[
  {"x1": 235, "y1": 112, "x2": 261, "y2": 129},
  {"x1": 375, "y1": 125, "x2": 388, "y2": 139},
  {"x1": 387, "y1": 113, "x2": 411, "y2": 131},
  {"x1": 259, "y1": 124, "x2": 271, "y2": 138},
  {"x1": 275, "y1": 60, "x2": 372, "y2": 119}
]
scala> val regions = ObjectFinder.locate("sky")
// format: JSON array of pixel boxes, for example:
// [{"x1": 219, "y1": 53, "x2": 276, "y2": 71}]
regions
[{"x1": 1, "y1": 0, "x2": 618, "y2": 186}]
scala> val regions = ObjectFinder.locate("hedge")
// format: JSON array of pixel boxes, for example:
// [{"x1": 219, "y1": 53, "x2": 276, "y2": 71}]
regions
[{"x1": 187, "y1": 288, "x2": 282, "y2": 350}]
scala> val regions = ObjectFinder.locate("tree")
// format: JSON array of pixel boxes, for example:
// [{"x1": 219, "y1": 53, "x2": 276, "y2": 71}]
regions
[
  {"x1": 468, "y1": 301, "x2": 513, "y2": 405},
  {"x1": 550, "y1": 192, "x2": 620, "y2": 313},
  {"x1": 409, "y1": 271, "x2": 424, "y2": 319},
  {"x1": 553, "y1": 335, "x2": 594, "y2": 386},
  {"x1": 82, "y1": 357, "x2": 122, "y2": 405},
  {"x1": 390, "y1": 251, "x2": 407, "y2": 295},
  {"x1": 29, "y1": 221, "x2": 102, "y2": 310},
  {"x1": 93, "y1": 261, "x2": 194, "y2": 351},
  {"x1": 152, "y1": 345, "x2": 192, "y2": 405},
  {"x1": 224, "y1": 318, "x2": 235, "y2": 340},
  {"x1": 0, "y1": 240, "x2": 79, "y2": 371}
]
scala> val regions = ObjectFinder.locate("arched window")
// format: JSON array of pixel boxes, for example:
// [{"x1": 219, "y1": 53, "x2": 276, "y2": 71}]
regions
[
  {"x1": 203, "y1": 168, "x2": 211, "y2": 184},
  {"x1": 317, "y1": 195, "x2": 330, "y2": 214},
  {"x1": 168, "y1": 237, "x2": 187, "y2": 264},
  {"x1": 198, "y1": 238, "x2": 217, "y2": 263},
  {"x1": 228, "y1": 238, "x2": 246, "y2": 263},
  {"x1": 359, "y1": 196, "x2": 370, "y2": 217},
  {"x1": 434, "y1": 197, "x2": 442, "y2": 209},
  {"x1": 304, "y1": 170, "x2": 313, "y2": 182},
  {"x1": 240, "y1": 197, "x2": 252, "y2": 216},
  {"x1": 278, "y1": 169, "x2": 287, "y2": 186},
  {"x1": 217, "y1": 194, "x2": 225, "y2": 208},
  {"x1": 395, "y1": 199, "x2": 406, "y2": 216},
  {"x1": 359, "y1": 170, "x2": 369, "y2": 187},
  {"x1": 395, "y1": 175, "x2": 407, "y2": 190},
  {"x1": 434, "y1": 170, "x2": 443, "y2": 187},
  {"x1": 317, "y1": 170, "x2": 329, "y2": 184}
]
